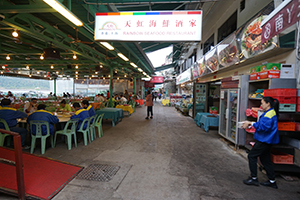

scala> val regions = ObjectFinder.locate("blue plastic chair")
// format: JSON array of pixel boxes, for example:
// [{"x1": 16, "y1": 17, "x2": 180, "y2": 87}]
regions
[
  {"x1": 54, "y1": 118, "x2": 79, "y2": 150},
  {"x1": 0, "y1": 118, "x2": 11, "y2": 147},
  {"x1": 29, "y1": 120, "x2": 54, "y2": 154}
]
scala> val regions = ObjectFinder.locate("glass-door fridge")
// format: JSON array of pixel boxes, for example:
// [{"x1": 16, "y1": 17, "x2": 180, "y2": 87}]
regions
[{"x1": 218, "y1": 75, "x2": 249, "y2": 146}]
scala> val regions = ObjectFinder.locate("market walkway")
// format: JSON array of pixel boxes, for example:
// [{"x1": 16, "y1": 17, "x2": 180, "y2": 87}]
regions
[{"x1": 1, "y1": 101, "x2": 300, "y2": 200}]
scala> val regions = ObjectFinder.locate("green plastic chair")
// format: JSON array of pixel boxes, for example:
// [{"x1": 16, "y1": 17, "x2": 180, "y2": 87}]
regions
[
  {"x1": 0, "y1": 118, "x2": 11, "y2": 147},
  {"x1": 132, "y1": 102, "x2": 136, "y2": 113},
  {"x1": 94, "y1": 113, "x2": 104, "y2": 138},
  {"x1": 54, "y1": 118, "x2": 79, "y2": 150},
  {"x1": 29, "y1": 120, "x2": 54, "y2": 155},
  {"x1": 77, "y1": 117, "x2": 91, "y2": 146},
  {"x1": 88, "y1": 115, "x2": 96, "y2": 141}
]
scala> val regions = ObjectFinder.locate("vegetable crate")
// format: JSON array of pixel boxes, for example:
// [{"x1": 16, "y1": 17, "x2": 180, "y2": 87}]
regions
[
  {"x1": 271, "y1": 151, "x2": 293, "y2": 164},
  {"x1": 279, "y1": 104, "x2": 296, "y2": 112},
  {"x1": 277, "y1": 122, "x2": 296, "y2": 131},
  {"x1": 264, "y1": 89, "x2": 297, "y2": 97}
]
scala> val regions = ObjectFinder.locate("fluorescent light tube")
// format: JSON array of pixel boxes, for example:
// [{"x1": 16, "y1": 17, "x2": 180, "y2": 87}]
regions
[
  {"x1": 130, "y1": 62, "x2": 138, "y2": 68},
  {"x1": 43, "y1": 0, "x2": 83, "y2": 26},
  {"x1": 117, "y1": 53, "x2": 129, "y2": 61},
  {"x1": 137, "y1": 68, "x2": 143, "y2": 72},
  {"x1": 100, "y1": 42, "x2": 114, "y2": 50}
]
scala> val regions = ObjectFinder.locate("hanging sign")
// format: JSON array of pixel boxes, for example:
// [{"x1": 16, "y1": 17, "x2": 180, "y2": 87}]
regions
[
  {"x1": 150, "y1": 76, "x2": 164, "y2": 83},
  {"x1": 176, "y1": 68, "x2": 191, "y2": 85},
  {"x1": 95, "y1": 10, "x2": 202, "y2": 41},
  {"x1": 261, "y1": 0, "x2": 298, "y2": 44}
]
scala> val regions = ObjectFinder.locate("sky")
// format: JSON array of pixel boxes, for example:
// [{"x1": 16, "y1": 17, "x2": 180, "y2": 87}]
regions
[{"x1": 146, "y1": 45, "x2": 173, "y2": 68}]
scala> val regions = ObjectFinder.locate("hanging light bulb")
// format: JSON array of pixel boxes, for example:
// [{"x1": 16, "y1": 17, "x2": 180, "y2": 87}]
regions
[
  {"x1": 95, "y1": 71, "x2": 98, "y2": 74},
  {"x1": 56, "y1": 71, "x2": 59, "y2": 74},
  {"x1": 40, "y1": 55, "x2": 44, "y2": 60},
  {"x1": 89, "y1": 77, "x2": 91, "y2": 80},
  {"x1": 75, "y1": 65, "x2": 79, "y2": 69},
  {"x1": 100, "y1": 65, "x2": 103, "y2": 68},
  {"x1": 73, "y1": 54, "x2": 77, "y2": 59},
  {"x1": 2, "y1": 66, "x2": 5, "y2": 69},
  {"x1": 103, "y1": 77, "x2": 105, "y2": 80},
  {"x1": 124, "y1": 74, "x2": 127, "y2": 77},
  {"x1": 37, "y1": 71, "x2": 40, "y2": 74},
  {"x1": 18, "y1": 71, "x2": 21, "y2": 74},
  {"x1": 75, "y1": 71, "x2": 78, "y2": 74},
  {"x1": 44, "y1": 75, "x2": 47, "y2": 77},
  {"x1": 29, "y1": 74, "x2": 32, "y2": 77},
  {"x1": 26, "y1": 65, "x2": 30, "y2": 69},
  {"x1": 117, "y1": 77, "x2": 119, "y2": 80},
  {"x1": 6, "y1": 55, "x2": 10, "y2": 60},
  {"x1": 108, "y1": 75, "x2": 110, "y2": 78},
  {"x1": 115, "y1": 70, "x2": 117, "y2": 73},
  {"x1": 12, "y1": 30, "x2": 18, "y2": 37},
  {"x1": 50, "y1": 65, "x2": 54, "y2": 69},
  {"x1": 0, "y1": 71, "x2": 3, "y2": 74}
]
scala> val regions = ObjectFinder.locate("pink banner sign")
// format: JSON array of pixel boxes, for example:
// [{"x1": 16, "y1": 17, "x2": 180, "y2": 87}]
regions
[
  {"x1": 261, "y1": 0, "x2": 299, "y2": 44},
  {"x1": 150, "y1": 76, "x2": 163, "y2": 83}
]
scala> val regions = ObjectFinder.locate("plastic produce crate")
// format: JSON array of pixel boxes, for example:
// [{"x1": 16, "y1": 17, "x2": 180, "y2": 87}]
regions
[
  {"x1": 273, "y1": 96, "x2": 297, "y2": 104},
  {"x1": 264, "y1": 89, "x2": 297, "y2": 97},
  {"x1": 277, "y1": 122, "x2": 296, "y2": 131},
  {"x1": 279, "y1": 104, "x2": 296, "y2": 112},
  {"x1": 271, "y1": 151, "x2": 293, "y2": 164}
]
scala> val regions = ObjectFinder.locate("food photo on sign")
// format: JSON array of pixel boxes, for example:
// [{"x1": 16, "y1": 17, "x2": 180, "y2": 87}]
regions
[
  {"x1": 205, "y1": 48, "x2": 219, "y2": 74},
  {"x1": 197, "y1": 57, "x2": 206, "y2": 77},
  {"x1": 217, "y1": 33, "x2": 239, "y2": 69},
  {"x1": 236, "y1": 2, "x2": 278, "y2": 60}
]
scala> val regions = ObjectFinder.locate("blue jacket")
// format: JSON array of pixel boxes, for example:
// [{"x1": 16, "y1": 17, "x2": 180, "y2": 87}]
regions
[
  {"x1": 0, "y1": 106, "x2": 27, "y2": 128},
  {"x1": 253, "y1": 108, "x2": 279, "y2": 144},
  {"x1": 86, "y1": 104, "x2": 95, "y2": 117},
  {"x1": 70, "y1": 108, "x2": 89, "y2": 130},
  {"x1": 27, "y1": 109, "x2": 59, "y2": 136}
]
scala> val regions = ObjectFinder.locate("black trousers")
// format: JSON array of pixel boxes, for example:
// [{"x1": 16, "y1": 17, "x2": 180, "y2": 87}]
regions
[
  {"x1": 147, "y1": 106, "x2": 153, "y2": 117},
  {"x1": 248, "y1": 141, "x2": 275, "y2": 180}
]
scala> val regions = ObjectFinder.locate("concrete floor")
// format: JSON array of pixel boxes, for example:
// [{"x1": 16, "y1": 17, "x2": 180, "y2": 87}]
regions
[{"x1": 1, "y1": 100, "x2": 300, "y2": 200}]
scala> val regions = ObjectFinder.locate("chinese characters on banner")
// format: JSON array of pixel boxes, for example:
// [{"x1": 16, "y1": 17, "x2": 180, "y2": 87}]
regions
[
  {"x1": 150, "y1": 76, "x2": 163, "y2": 83},
  {"x1": 95, "y1": 11, "x2": 202, "y2": 41},
  {"x1": 261, "y1": 0, "x2": 299, "y2": 44}
]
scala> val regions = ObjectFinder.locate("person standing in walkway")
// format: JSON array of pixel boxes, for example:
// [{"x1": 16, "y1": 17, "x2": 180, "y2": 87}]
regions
[
  {"x1": 242, "y1": 96, "x2": 279, "y2": 189},
  {"x1": 145, "y1": 90, "x2": 153, "y2": 119}
]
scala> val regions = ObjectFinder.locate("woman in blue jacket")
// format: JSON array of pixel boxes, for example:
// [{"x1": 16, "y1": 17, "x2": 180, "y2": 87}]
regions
[{"x1": 242, "y1": 96, "x2": 279, "y2": 189}]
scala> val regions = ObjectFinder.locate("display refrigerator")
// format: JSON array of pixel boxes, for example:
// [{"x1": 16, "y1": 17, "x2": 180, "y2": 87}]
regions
[{"x1": 218, "y1": 75, "x2": 249, "y2": 146}]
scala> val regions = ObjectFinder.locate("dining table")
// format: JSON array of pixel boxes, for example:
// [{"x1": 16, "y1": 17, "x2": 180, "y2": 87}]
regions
[
  {"x1": 115, "y1": 104, "x2": 133, "y2": 115},
  {"x1": 162, "y1": 99, "x2": 170, "y2": 106},
  {"x1": 95, "y1": 108, "x2": 124, "y2": 127},
  {"x1": 194, "y1": 112, "x2": 219, "y2": 132}
]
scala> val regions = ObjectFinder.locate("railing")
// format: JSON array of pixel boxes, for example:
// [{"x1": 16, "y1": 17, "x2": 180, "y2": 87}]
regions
[{"x1": 0, "y1": 129, "x2": 25, "y2": 200}]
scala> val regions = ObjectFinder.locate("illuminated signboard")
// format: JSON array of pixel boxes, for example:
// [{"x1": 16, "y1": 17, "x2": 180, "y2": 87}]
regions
[{"x1": 95, "y1": 11, "x2": 202, "y2": 42}]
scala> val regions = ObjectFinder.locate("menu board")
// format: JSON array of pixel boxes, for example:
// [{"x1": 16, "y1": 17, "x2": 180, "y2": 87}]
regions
[
  {"x1": 195, "y1": 83, "x2": 206, "y2": 102},
  {"x1": 217, "y1": 33, "x2": 239, "y2": 69}
]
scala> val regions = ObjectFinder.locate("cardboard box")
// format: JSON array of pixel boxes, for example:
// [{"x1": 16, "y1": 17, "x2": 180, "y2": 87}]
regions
[
  {"x1": 281, "y1": 64, "x2": 295, "y2": 78},
  {"x1": 250, "y1": 66, "x2": 260, "y2": 80},
  {"x1": 259, "y1": 63, "x2": 281, "y2": 79}
]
